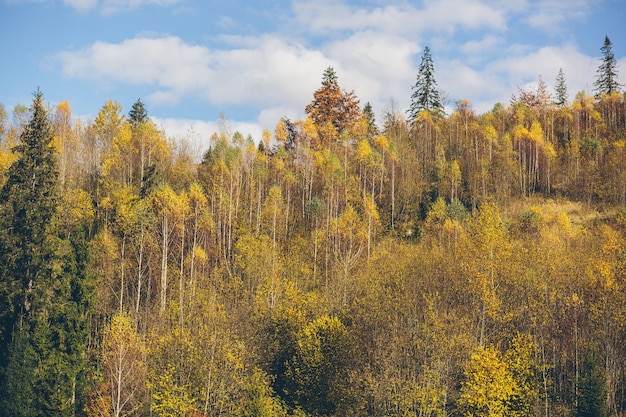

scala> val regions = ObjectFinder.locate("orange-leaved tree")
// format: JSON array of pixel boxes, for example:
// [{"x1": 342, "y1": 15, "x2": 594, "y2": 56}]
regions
[{"x1": 305, "y1": 67, "x2": 361, "y2": 148}]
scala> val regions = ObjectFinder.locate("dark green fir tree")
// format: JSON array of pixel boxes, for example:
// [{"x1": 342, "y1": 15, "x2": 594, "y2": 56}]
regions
[
  {"x1": 0, "y1": 90, "x2": 93, "y2": 417},
  {"x1": 576, "y1": 350, "x2": 608, "y2": 417},
  {"x1": 363, "y1": 102, "x2": 379, "y2": 136},
  {"x1": 407, "y1": 46, "x2": 444, "y2": 123},
  {"x1": 555, "y1": 68, "x2": 569, "y2": 107},
  {"x1": 128, "y1": 97, "x2": 148, "y2": 127},
  {"x1": 594, "y1": 35, "x2": 622, "y2": 99}
]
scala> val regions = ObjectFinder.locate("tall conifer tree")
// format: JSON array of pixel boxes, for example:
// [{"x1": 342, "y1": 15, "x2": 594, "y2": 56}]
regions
[
  {"x1": 363, "y1": 102, "x2": 379, "y2": 135},
  {"x1": 408, "y1": 46, "x2": 444, "y2": 123},
  {"x1": 576, "y1": 350, "x2": 608, "y2": 417},
  {"x1": 594, "y1": 35, "x2": 622, "y2": 98},
  {"x1": 0, "y1": 90, "x2": 92, "y2": 416},
  {"x1": 128, "y1": 98, "x2": 148, "y2": 127},
  {"x1": 555, "y1": 68, "x2": 569, "y2": 107}
]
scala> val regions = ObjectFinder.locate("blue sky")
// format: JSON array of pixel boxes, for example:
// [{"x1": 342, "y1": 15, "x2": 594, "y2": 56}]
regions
[{"x1": 1, "y1": 0, "x2": 625, "y2": 149}]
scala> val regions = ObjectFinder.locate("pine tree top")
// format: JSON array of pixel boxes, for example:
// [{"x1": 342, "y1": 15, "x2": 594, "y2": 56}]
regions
[
  {"x1": 555, "y1": 68, "x2": 568, "y2": 107},
  {"x1": 594, "y1": 35, "x2": 622, "y2": 98},
  {"x1": 407, "y1": 46, "x2": 444, "y2": 123},
  {"x1": 322, "y1": 67, "x2": 338, "y2": 88},
  {"x1": 129, "y1": 98, "x2": 148, "y2": 127}
]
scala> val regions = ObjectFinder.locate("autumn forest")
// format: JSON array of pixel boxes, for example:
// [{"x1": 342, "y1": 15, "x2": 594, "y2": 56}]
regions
[{"x1": 1, "y1": 37, "x2": 626, "y2": 417}]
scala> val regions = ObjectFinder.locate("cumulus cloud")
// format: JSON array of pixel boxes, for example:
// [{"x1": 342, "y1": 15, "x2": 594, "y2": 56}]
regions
[
  {"x1": 436, "y1": 42, "x2": 601, "y2": 112},
  {"x1": 58, "y1": 34, "x2": 332, "y2": 115},
  {"x1": 58, "y1": 31, "x2": 419, "y2": 129},
  {"x1": 59, "y1": 36, "x2": 213, "y2": 97},
  {"x1": 292, "y1": 0, "x2": 506, "y2": 37},
  {"x1": 460, "y1": 35, "x2": 505, "y2": 58},
  {"x1": 201, "y1": 35, "x2": 329, "y2": 109},
  {"x1": 322, "y1": 30, "x2": 420, "y2": 113},
  {"x1": 524, "y1": 0, "x2": 600, "y2": 33},
  {"x1": 489, "y1": 44, "x2": 596, "y2": 96}
]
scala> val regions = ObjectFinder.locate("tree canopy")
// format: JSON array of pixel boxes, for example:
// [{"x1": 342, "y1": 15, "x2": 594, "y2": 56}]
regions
[
  {"x1": 0, "y1": 36, "x2": 625, "y2": 417},
  {"x1": 305, "y1": 67, "x2": 361, "y2": 145}
]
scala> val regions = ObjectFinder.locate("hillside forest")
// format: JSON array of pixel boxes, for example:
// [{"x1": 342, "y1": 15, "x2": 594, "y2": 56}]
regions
[{"x1": 1, "y1": 37, "x2": 626, "y2": 417}]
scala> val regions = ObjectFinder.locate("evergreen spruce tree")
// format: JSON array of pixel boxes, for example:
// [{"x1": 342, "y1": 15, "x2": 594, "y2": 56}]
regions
[
  {"x1": 128, "y1": 97, "x2": 148, "y2": 127},
  {"x1": 363, "y1": 102, "x2": 379, "y2": 136},
  {"x1": 0, "y1": 90, "x2": 93, "y2": 416},
  {"x1": 594, "y1": 35, "x2": 622, "y2": 98},
  {"x1": 555, "y1": 68, "x2": 569, "y2": 107},
  {"x1": 407, "y1": 46, "x2": 444, "y2": 123},
  {"x1": 576, "y1": 350, "x2": 608, "y2": 417},
  {"x1": 282, "y1": 117, "x2": 297, "y2": 152}
]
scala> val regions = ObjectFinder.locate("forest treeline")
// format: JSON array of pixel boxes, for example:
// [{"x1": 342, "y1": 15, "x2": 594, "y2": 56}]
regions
[{"x1": 1, "y1": 39, "x2": 626, "y2": 417}]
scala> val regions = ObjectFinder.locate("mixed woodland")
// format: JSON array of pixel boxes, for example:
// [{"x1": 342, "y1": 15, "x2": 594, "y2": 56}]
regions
[{"x1": 1, "y1": 37, "x2": 626, "y2": 417}]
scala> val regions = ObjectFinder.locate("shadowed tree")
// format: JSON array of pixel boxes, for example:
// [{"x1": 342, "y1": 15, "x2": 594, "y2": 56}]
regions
[
  {"x1": 576, "y1": 349, "x2": 608, "y2": 417},
  {"x1": 0, "y1": 89, "x2": 93, "y2": 416}
]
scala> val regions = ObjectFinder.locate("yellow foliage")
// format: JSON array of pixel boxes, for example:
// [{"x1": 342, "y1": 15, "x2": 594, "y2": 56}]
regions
[
  {"x1": 0, "y1": 137, "x2": 17, "y2": 186},
  {"x1": 149, "y1": 365, "x2": 197, "y2": 417},
  {"x1": 511, "y1": 124, "x2": 529, "y2": 141},
  {"x1": 356, "y1": 138, "x2": 372, "y2": 162},
  {"x1": 484, "y1": 124, "x2": 498, "y2": 143},
  {"x1": 101, "y1": 313, "x2": 146, "y2": 417},
  {"x1": 334, "y1": 204, "x2": 367, "y2": 244},
  {"x1": 58, "y1": 187, "x2": 95, "y2": 233},
  {"x1": 417, "y1": 110, "x2": 434, "y2": 126},
  {"x1": 544, "y1": 142, "x2": 557, "y2": 159},
  {"x1": 301, "y1": 116, "x2": 319, "y2": 142},
  {"x1": 262, "y1": 128, "x2": 272, "y2": 148},
  {"x1": 275, "y1": 118, "x2": 288, "y2": 143},
  {"x1": 528, "y1": 121, "x2": 544, "y2": 144},
  {"x1": 349, "y1": 116, "x2": 369, "y2": 140},
  {"x1": 101, "y1": 123, "x2": 132, "y2": 179},
  {"x1": 459, "y1": 346, "x2": 515, "y2": 417},
  {"x1": 375, "y1": 135, "x2": 389, "y2": 152}
]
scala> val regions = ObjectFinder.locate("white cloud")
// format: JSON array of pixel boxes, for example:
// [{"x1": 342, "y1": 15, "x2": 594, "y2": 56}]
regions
[
  {"x1": 439, "y1": 43, "x2": 596, "y2": 111},
  {"x1": 57, "y1": 31, "x2": 420, "y2": 129},
  {"x1": 490, "y1": 44, "x2": 596, "y2": 94},
  {"x1": 525, "y1": 0, "x2": 600, "y2": 33},
  {"x1": 257, "y1": 107, "x2": 299, "y2": 132},
  {"x1": 432, "y1": 42, "x2": 602, "y2": 113},
  {"x1": 292, "y1": 0, "x2": 506, "y2": 37},
  {"x1": 59, "y1": 36, "x2": 213, "y2": 96},
  {"x1": 202, "y1": 35, "x2": 329, "y2": 109},
  {"x1": 58, "y1": 34, "x2": 330, "y2": 115},
  {"x1": 420, "y1": 0, "x2": 507, "y2": 33},
  {"x1": 460, "y1": 35, "x2": 505, "y2": 58},
  {"x1": 323, "y1": 30, "x2": 420, "y2": 114}
]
